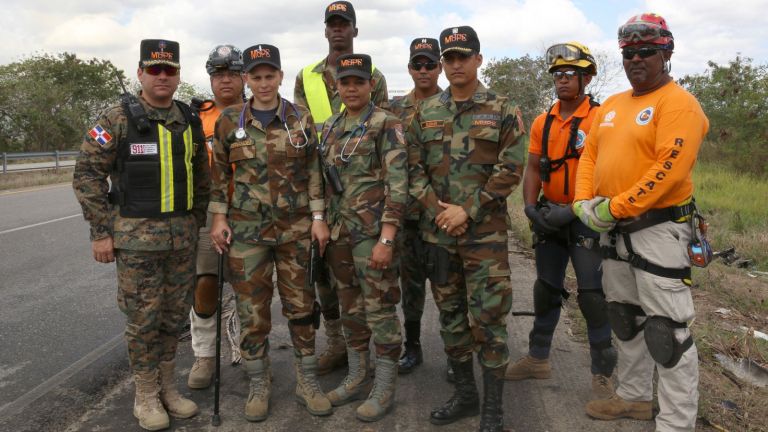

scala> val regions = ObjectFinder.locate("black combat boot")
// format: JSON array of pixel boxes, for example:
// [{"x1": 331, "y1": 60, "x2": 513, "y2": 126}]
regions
[
  {"x1": 398, "y1": 320, "x2": 423, "y2": 374},
  {"x1": 430, "y1": 358, "x2": 480, "y2": 425},
  {"x1": 478, "y1": 367, "x2": 505, "y2": 432}
]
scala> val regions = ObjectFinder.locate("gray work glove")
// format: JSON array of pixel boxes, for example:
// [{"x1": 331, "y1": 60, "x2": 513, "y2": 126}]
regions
[
  {"x1": 542, "y1": 203, "x2": 576, "y2": 227},
  {"x1": 524, "y1": 204, "x2": 558, "y2": 234}
]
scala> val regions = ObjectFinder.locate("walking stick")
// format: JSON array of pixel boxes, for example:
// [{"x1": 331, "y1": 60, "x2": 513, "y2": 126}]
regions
[{"x1": 211, "y1": 241, "x2": 225, "y2": 426}]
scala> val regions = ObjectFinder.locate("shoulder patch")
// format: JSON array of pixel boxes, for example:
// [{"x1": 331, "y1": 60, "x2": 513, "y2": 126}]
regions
[
  {"x1": 421, "y1": 120, "x2": 444, "y2": 129},
  {"x1": 88, "y1": 124, "x2": 113, "y2": 146}
]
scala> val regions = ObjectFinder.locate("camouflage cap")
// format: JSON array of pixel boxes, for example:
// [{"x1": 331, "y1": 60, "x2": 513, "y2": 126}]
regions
[
  {"x1": 336, "y1": 53, "x2": 371, "y2": 80},
  {"x1": 325, "y1": 1, "x2": 355, "y2": 25},
  {"x1": 242, "y1": 44, "x2": 281, "y2": 72},
  {"x1": 139, "y1": 39, "x2": 180, "y2": 68},
  {"x1": 409, "y1": 37, "x2": 440, "y2": 62},
  {"x1": 439, "y1": 26, "x2": 480, "y2": 56}
]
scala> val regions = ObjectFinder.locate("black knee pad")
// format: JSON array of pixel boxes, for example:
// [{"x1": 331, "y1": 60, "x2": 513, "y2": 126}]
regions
[
  {"x1": 577, "y1": 290, "x2": 608, "y2": 329},
  {"x1": 590, "y1": 340, "x2": 617, "y2": 376},
  {"x1": 533, "y1": 279, "x2": 563, "y2": 316},
  {"x1": 606, "y1": 302, "x2": 646, "y2": 341},
  {"x1": 644, "y1": 316, "x2": 693, "y2": 368}
]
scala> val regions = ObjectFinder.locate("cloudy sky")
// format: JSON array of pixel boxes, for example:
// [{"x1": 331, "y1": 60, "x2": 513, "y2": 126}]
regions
[{"x1": 2, "y1": 0, "x2": 766, "y2": 99}]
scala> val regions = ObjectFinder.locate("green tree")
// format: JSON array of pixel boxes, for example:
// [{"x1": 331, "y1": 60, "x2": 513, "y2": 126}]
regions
[{"x1": 679, "y1": 56, "x2": 768, "y2": 175}]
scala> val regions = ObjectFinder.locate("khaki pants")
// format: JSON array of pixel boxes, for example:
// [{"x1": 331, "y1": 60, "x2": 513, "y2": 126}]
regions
[{"x1": 601, "y1": 220, "x2": 698, "y2": 432}]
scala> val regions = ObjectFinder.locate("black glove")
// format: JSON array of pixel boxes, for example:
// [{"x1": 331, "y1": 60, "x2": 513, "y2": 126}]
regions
[
  {"x1": 542, "y1": 203, "x2": 576, "y2": 228},
  {"x1": 524, "y1": 204, "x2": 558, "y2": 234}
]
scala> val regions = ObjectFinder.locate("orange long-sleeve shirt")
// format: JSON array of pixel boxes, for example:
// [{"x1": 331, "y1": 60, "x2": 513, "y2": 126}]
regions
[{"x1": 574, "y1": 81, "x2": 708, "y2": 219}]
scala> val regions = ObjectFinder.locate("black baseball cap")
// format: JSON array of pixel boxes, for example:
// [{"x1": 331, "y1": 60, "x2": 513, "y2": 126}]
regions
[
  {"x1": 336, "y1": 53, "x2": 371, "y2": 80},
  {"x1": 325, "y1": 1, "x2": 355, "y2": 25},
  {"x1": 139, "y1": 39, "x2": 180, "y2": 68},
  {"x1": 409, "y1": 37, "x2": 440, "y2": 62},
  {"x1": 439, "y1": 26, "x2": 481, "y2": 56},
  {"x1": 242, "y1": 44, "x2": 281, "y2": 72}
]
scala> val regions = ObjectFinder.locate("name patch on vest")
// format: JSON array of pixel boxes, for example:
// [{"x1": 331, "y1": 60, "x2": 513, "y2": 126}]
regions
[
  {"x1": 421, "y1": 120, "x2": 444, "y2": 129},
  {"x1": 130, "y1": 143, "x2": 158, "y2": 155}
]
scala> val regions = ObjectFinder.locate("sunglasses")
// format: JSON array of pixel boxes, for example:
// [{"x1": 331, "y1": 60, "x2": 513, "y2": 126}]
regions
[
  {"x1": 552, "y1": 70, "x2": 579, "y2": 80},
  {"x1": 622, "y1": 47, "x2": 662, "y2": 60},
  {"x1": 409, "y1": 61, "x2": 439, "y2": 71},
  {"x1": 144, "y1": 65, "x2": 179, "y2": 76}
]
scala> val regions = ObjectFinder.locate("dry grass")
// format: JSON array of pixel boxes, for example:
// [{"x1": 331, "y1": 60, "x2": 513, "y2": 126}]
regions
[{"x1": 0, "y1": 168, "x2": 74, "y2": 191}]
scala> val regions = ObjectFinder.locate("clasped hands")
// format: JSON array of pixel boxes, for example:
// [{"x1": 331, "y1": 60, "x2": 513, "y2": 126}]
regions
[{"x1": 435, "y1": 200, "x2": 469, "y2": 237}]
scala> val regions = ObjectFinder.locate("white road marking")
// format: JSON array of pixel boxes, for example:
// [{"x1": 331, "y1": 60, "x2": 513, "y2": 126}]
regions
[{"x1": 0, "y1": 213, "x2": 82, "y2": 235}]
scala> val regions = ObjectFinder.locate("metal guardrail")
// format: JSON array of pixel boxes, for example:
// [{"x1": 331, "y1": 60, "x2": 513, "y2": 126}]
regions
[{"x1": 1, "y1": 151, "x2": 79, "y2": 174}]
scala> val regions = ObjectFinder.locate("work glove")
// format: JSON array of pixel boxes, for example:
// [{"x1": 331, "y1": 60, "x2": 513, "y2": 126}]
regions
[
  {"x1": 579, "y1": 197, "x2": 616, "y2": 233},
  {"x1": 524, "y1": 204, "x2": 558, "y2": 235},
  {"x1": 542, "y1": 203, "x2": 576, "y2": 228}
]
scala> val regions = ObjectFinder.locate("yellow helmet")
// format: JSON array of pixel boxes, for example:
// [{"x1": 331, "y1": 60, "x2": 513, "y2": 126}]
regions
[{"x1": 546, "y1": 41, "x2": 597, "y2": 75}]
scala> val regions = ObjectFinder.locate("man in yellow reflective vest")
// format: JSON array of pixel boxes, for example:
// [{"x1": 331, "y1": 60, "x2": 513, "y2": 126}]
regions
[{"x1": 293, "y1": 0, "x2": 389, "y2": 375}]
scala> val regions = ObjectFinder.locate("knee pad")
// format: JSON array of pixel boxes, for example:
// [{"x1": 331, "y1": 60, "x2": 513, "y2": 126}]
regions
[
  {"x1": 606, "y1": 302, "x2": 646, "y2": 341},
  {"x1": 193, "y1": 275, "x2": 218, "y2": 318},
  {"x1": 533, "y1": 279, "x2": 563, "y2": 316},
  {"x1": 590, "y1": 341, "x2": 617, "y2": 376},
  {"x1": 577, "y1": 290, "x2": 608, "y2": 329},
  {"x1": 644, "y1": 316, "x2": 693, "y2": 368}
]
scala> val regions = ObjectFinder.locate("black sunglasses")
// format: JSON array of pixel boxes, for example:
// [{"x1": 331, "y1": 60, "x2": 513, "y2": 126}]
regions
[
  {"x1": 409, "y1": 61, "x2": 439, "y2": 71},
  {"x1": 145, "y1": 65, "x2": 179, "y2": 76},
  {"x1": 622, "y1": 47, "x2": 662, "y2": 60}
]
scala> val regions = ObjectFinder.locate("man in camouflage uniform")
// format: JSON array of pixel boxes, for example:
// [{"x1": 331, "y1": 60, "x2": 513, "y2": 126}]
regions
[
  {"x1": 407, "y1": 27, "x2": 526, "y2": 432},
  {"x1": 320, "y1": 54, "x2": 406, "y2": 422},
  {"x1": 208, "y1": 44, "x2": 332, "y2": 422},
  {"x1": 294, "y1": 1, "x2": 390, "y2": 375},
  {"x1": 388, "y1": 37, "x2": 442, "y2": 376},
  {"x1": 73, "y1": 39, "x2": 208, "y2": 431}
]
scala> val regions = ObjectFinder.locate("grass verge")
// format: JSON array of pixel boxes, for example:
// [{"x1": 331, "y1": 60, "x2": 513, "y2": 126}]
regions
[{"x1": 0, "y1": 168, "x2": 74, "y2": 191}]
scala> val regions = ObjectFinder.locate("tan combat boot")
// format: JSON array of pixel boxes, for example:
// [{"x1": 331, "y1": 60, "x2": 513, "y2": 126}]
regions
[
  {"x1": 295, "y1": 355, "x2": 333, "y2": 416},
  {"x1": 158, "y1": 360, "x2": 199, "y2": 418},
  {"x1": 317, "y1": 318, "x2": 347, "y2": 375},
  {"x1": 504, "y1": 355, "x2": 552, "y2": 380},
  {"x1": 591, "y1": 374, "x2": 615, "y2": 399},
  {"x1": 326, "y1": 348, "x2": 371, "y2": 406},
  {"x1": 356, "y1": 357, "x2": 397, "y2": 422},
  {"x1": 586, "y1": 394, "x2": 653, "y2": 420},
  {"x1": 244, "y1": 358, "x2": 271, "y2": 422},
  {"x1": 133, "y1": 370, "x2": 170, "y2": 431},
  {"x1": 187, "y1": 356, "x2": 215, "y2": 389}
]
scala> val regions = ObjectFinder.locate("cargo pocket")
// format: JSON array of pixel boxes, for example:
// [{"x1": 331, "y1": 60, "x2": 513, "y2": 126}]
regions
[
  {"x1": 468, "y1": 126, "x2": 500, "y2": 164},
  {"x1": 229, "y1": 138, "x2": 257, "y2": 163}
]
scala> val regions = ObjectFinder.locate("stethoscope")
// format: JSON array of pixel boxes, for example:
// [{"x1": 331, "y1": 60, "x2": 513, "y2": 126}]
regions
[
  {"x1": 235, "y1": 98, "x2": 310, "y2": 149},
  {"x1": 320, "y1": 102, "x2": 375, "y2": 163}
]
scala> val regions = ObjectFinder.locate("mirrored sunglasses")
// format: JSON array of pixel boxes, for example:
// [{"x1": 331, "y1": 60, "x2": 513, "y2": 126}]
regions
[{"x1": 552, "y1": 70, "x2": 579, "y2": 80}]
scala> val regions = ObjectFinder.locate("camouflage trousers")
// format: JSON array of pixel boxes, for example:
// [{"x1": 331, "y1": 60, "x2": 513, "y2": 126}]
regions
[
  {"x1": 327, "y1": 235, "x2": 402, "y2": 361},
  {"x1": 228, "y1": 238, "x2": 316, "y2": 359},
  {"x1": 116, "y1": 248, "x2": 195, "y2": 372},
  {"x1": 428, "y1": 241, "x2": 513, "y2": 369},
  {"x1": 400, "y1": 220, "x2": 427, "y2": 322},
  {"x1": 316, "y1": 263, "x2": 340, "y2": 321}
]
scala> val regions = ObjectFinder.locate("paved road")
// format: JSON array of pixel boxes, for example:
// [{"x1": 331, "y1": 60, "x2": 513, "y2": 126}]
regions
[{"x1": 0, "y1": 183, "x2": 127, "y2": 431}]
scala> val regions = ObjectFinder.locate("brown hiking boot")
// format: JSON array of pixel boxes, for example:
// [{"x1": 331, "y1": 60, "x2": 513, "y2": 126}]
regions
[
  {"x1": 244, "y1": 358, "x2": 271, "y2": 422},
  {"x1": 158, "y1": 360, "x2": 199, "y2": 418},
  {"x1": 591, "y1": 374, "x2": 615, "y2": 399},
  {"x1": 586, "y1": 394, "x2": 653, "y2": 420},
  {"x1": 317, "y1": 318, "x2": 347, "y2": 375},
  {"x1": 133, "y1": 370, "x2": 170, "y2": 431},
  {"x1": 295, "y1": 355, "x2": 333, "y2": 416},
  {"x1": 504, "y1": 355, "x2": 551, "y2": 381},
  {"x1": 187, "y1": 356, "x2": 215, "y2": 389}
]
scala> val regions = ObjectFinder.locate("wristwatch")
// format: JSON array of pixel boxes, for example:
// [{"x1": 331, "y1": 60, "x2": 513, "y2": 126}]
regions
[
  {"x1": 312, "y1": 214, "x2": 325, "y2": 221},
  {"x1": 379, "y1": 238, "x2": 394, "y2": 247}
]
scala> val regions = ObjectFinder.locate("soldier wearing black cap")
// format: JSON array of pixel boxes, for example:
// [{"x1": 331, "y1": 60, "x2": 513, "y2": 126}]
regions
[
  {"x1": 407, "y1": 26, "x2": 526, "y2": 432},
  {"x1": 293, "y1": 0, "x2": 390, "y2": 378},
  {"x1": 73, "y1": 38, "x2": 209, "y2": 431},
  {"x1": 387, "y1": 37, "x2": 443, "y2": 377},
  {"x1": 208, "y1": 43, "x2": 331, "y2": 422},
  {"x1": 321, "y1": 53, "x2": 407, "y2": 423}
]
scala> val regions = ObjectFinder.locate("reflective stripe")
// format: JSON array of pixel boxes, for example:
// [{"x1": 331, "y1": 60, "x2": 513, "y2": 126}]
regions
[
  {"x1": 183, "y1": 126, "x2": 194, "y2": 210},
  {"x1": 158, "y1": 124, "x2": 174, "y2": 212}
]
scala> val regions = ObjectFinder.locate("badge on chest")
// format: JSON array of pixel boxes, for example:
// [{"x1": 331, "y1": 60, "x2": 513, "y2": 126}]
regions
[{"x1": 130, "y1": 143, "x2": 158, "y2": 155}]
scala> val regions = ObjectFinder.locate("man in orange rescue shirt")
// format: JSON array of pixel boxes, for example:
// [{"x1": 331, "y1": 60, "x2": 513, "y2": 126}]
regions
[
  {"x1": 574, "y1": 14, "x2": 708, "y2": 432},
  {"x1": 186, "y1": 44, "x2": 245, "y2": 390}
]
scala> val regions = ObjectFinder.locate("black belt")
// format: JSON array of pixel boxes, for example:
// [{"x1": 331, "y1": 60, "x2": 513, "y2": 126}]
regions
[{"x1": 617, "y1": 202, "x2": 694, "y2": 233}]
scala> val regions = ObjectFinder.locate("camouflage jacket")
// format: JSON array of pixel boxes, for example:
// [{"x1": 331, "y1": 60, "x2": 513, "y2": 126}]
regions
[
  {"x1": 407, "y1": 82, "x2": 526, "y2": 245},
  {"x1": 72, "y1": 94, "x2": 210, "y2": 251},
  {"x1": 320, "y1": 104, "x2": 407, "y2": 242},
  {"x1": 294, "y1": 57, "x2": 389, "y2": 114},
  {"x1": 209, "y1": 96, "x2": 323, "y2": 249},
  {"x1": 389, "y1": 88, "x2": 441, "y2": 221}
]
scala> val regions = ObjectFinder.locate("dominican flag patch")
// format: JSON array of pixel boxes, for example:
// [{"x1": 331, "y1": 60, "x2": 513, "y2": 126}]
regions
[{"x1": 88, "y1": 124, "x2": 113, "y2": 146}]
